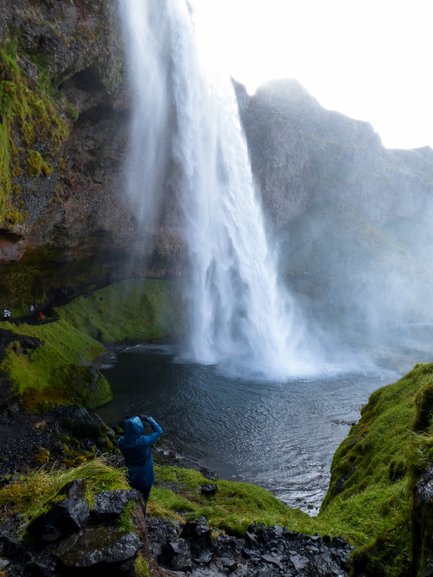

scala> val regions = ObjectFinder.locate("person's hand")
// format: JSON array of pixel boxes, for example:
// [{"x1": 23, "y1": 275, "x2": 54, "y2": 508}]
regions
[{"x1": 139, "y1": 415, "x2": 149, "y2": 423}]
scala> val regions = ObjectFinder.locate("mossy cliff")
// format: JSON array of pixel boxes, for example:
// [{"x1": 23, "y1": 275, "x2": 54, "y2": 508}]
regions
[
  {"x1": 0, "y1": 278, "x2": 182, "y2": 411},
  {"x1": 0, "y1": 0, "x2": 186, "y2": 311}
]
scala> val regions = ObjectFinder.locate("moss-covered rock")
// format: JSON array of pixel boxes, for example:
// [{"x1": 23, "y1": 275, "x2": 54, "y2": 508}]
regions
[
  {"x1": 317, "y1": 362, "x2": 433, "y2": 577},
  {"x1": 0, "y1": 278, "x2": 182, "y2": 411}
]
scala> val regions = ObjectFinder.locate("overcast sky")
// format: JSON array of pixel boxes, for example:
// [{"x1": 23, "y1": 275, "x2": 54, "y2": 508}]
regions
[{"x1": 191, "y1": 0, "x2": 433, "y2": 150}]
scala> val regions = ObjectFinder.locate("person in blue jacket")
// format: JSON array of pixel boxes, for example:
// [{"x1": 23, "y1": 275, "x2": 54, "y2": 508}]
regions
[{"x1": 118, "y1": 415, "x2": 163, "y2": 514}]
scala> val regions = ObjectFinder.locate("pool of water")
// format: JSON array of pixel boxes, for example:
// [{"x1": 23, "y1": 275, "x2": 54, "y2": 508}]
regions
[{"x1": 98, "y1": 344, "x2": 399, "y2": 513}]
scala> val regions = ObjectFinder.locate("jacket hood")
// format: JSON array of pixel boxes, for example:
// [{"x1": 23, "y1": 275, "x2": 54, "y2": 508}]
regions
[{"x1": 123, "y1": 416, "x2": 144, "y2": 439}]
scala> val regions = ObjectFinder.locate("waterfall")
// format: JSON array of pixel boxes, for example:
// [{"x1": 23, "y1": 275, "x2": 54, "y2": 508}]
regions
[{"x1": 119, "y1": 0, "x2": 315, "y2": 378}]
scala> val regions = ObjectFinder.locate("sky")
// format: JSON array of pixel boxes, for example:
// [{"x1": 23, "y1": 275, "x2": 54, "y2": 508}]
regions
[{"x1": 191, "y1": 0, "x2": 433, "y2": 150}]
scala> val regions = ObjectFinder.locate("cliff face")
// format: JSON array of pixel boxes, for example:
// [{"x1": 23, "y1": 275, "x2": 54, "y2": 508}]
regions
[
  {"x1": 0, "y1": 0, "x2": 126, "y2": 303},
  {"x1": 0, "y1": 0, "x2": 185, "y2": 307},
  {"x1": 237, "y1": 79, "x2": 433, "y2": 229},
  {"x1": 237, "y1": 79, "x2": 433, "y2": 359}
]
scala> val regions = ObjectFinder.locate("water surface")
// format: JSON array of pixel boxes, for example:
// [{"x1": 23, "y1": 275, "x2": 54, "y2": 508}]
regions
[{"x1": 99, "y1": 345, "x2": 398, "y2": 513}]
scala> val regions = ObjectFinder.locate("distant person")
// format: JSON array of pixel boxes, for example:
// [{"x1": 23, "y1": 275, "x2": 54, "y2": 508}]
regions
[{"x1": 118, "y1": 415, "x2": 163, "y2": 515}]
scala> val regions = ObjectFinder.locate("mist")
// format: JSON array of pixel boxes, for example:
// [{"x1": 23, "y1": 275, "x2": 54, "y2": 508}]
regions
[{"x1": 239, "y1": 79, "x2": 433, "y2": 373}]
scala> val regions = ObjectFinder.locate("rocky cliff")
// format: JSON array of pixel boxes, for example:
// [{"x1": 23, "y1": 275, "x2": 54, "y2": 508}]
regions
[
  {"x1": 237, "y1": 78, "x2": 433, "y2": 229},
  {"x1": 236, "y1": 79, "x2": 433, "y2": 361},
  {"x1": 0, "y1": 0, "x2": 184, "y2": 308}
]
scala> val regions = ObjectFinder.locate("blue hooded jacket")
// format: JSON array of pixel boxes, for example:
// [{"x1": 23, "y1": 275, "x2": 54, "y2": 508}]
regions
[{"x1": 118, "y1": 416, "x2": 163, "y2": 489}]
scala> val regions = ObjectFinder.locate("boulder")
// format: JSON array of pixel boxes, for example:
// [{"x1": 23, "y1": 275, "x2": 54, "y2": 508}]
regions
[
  {"x1": 56, "y1": 527, "x2": 142, "y2": 575},
  {"x1": 27, "y1": 494, "x2": 90, "y2": 544},
  {"x1": 93, "y1": 489, "x2": 141, "y2": 521},
  {"x1": 200, "y1": 483, "x2": 218, "y2": 497}
]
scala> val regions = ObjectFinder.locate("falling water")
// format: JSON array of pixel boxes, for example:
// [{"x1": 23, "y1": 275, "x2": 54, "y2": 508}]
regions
[{"x1": 119, "y1": 0, "x2": 315, "y2": 378}]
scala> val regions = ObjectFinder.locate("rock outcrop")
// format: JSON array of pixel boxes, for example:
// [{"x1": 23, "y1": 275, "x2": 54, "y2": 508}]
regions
[
  {"x1": 0, "y1": 0, "x2": 185, "y2": 307},
  {"x1": 237, "y1": 78, "x2": 433, "y2": 229},
  {"x1": 147, "y1": 517, "x2": 352, "y2": 577}
]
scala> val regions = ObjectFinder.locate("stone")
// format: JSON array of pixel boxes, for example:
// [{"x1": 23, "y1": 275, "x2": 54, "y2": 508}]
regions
[
  {"x1": 181, "y1": 517, "x2": 212, "y2": 549},
  {"x1": 56, "y1": 527, "x2": 142, "y2": 569},
  {"x1": 28, "y1": 495, "x2": 90, "y2": 543},
  {"x1": 161, "y1": 538, "x2": 193, "y2": 571},
  {"x1": 200, "y1": 484, "x2": 218, "y2": 497},
  {"x1": 289, "y1": 552, "x2": 310, "y2": 572},
  {"x1": 0, "y1": 517, "x2": 24, "y2": 557},
  {"x1": 93, "y1": 489, "x2": 141, "y2": 521},
  {"x1": 56, "y1": 406, "x2": 106, "y2": 438},
  {"x1": 200, "y1": 467, "x2": 218, "y2": 481}
]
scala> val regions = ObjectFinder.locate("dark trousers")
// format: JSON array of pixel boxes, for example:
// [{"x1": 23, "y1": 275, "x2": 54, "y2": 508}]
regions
[{"x1": 141, "y1": 484, "x2": 152, "y2": 516}]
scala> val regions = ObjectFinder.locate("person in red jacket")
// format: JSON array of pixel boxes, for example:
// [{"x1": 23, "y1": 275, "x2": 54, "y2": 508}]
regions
[{"x1": 118, "y1": 415, "x2": 163, "y2": 515}]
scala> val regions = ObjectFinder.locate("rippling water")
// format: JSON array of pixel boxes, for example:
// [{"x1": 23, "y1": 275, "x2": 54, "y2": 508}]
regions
[{"x1": 98, "y1": 345, "x2": 399, "y2": 513}]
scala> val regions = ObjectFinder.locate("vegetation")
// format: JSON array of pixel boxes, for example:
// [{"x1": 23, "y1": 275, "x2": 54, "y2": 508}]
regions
[
  {"x1": 318, "y1": 363, "x2": 433, "y2": 577},
  {"x1": 57, "y1": 278, "x2": 183, "y2": 343},
  {"x1": 1, "y1": 317, "x2": 109, "y2": 410},
  {"x1": 141, "y1": 364, "x2": 433, "y2": 576},
  {"x1": 150, "y1": 465, "x2": 318, "y2": 536},
  {"x1": 0, "y1": 458, "x2": 129, "y2": 530},
  {"x1": 1, "y1": 279, "x2": 181, "y2": 410},
  {"x1": 0, "y1": 43, "x2": 69, "y2": 223}
]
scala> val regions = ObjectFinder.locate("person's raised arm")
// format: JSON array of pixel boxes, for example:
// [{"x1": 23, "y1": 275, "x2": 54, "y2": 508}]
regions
[{"x1": 139, "y1": 415, "x2": 163, "y2": 445}]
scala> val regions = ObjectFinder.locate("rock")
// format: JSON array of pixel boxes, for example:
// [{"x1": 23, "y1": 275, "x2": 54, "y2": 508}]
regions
[
  {"x1": 200, "y1": 483, "x2": 218, "y2": 497},
  {"x1": 28, "y1": 491, "x2": 90, "y2": 543},
  {"x1": 180, "y1": 517, "x2": 212, "y2": 549},
  {"x1": 200, "y1": 467, "x2": 218, "y2": 481},
  {"x1": 289, "y1": 552, "x2": 309, "y2": 572},
  {"x1": 412, "y1": 466, "x2": 433, "y2": 576},
  {"x1": 56, "y1": 527, "x2": 142, "y2": 572},
  {"x1": 0, "y1": 517, "x2": 25, "y2": 557},
  {"x1": 93, "y1": 489, "x2": 141, "y2": 521},
  {"x1": 54, "y1": 405, "x2": 106, "y2": 438},
  {"x1": 160, "y1": 538, "x2": 193, "y2": 571},
  {"x1": 147, "y1": 518, "x2": 352, "y2": 577}
]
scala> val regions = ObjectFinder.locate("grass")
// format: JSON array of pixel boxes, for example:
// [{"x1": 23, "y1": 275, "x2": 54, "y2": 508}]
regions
[
  {"x1": 1, "y1": 278, "x2": 432, "y2": 575},
  {"x1": 140, "y1": 364, "x2": 433, "y2": 577},
  {"x1": 317, "y1": 363, "x2": 433, "y2": 577},
  {"x1": 57, "y1": 278, "x2": 183, "y2": 343},
  {"x1": 149, "y1": 465, "x2": 320, "y2": 536},
  {"x1": 0, "y1": 278, "x2": 181, "y2": 409},
  {"x1": 0, "y1": 458, "x2": 129, "y2": 530},
  {"x1": 0, "y1": 361, "x2": 431, "y2": 576},
  {"x1": 1, "y1": 318, "x2": 110, "y2": 410}
]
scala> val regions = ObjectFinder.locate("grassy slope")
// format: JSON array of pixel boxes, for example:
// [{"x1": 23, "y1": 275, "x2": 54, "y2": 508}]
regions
[
  {"x1": 57, "y1": 278, "x2": 182, "y2": 343},
  {"x1": 1, "y1": 279, "x2": 182, "y2": 410}
]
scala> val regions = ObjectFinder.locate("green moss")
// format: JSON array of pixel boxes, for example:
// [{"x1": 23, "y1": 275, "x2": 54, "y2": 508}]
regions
[
  {"x1": 26, "y1": 149, "x2": 52, "y2": 177},
  {"x1": 317, "y1": 364, "x2": 433, "y2": 576},
  {"x1": 0, "y1": 46, "x2": 69, "y2": 223},
  {"x1": 1, "y1": 318, "x2": 109, "y2": 410},
  {"x1": 134, "y1": 553, "x2": 151, "y2": 577},
  {"x1": 150, "y1": 465, "x2": 320, "y2": 536},
  {"x1": 0, "y1": 278, "x2": 181, "y2": 410},
  {"x1": 58, "y1": 278, "x2": 184, "y2": 343}
]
